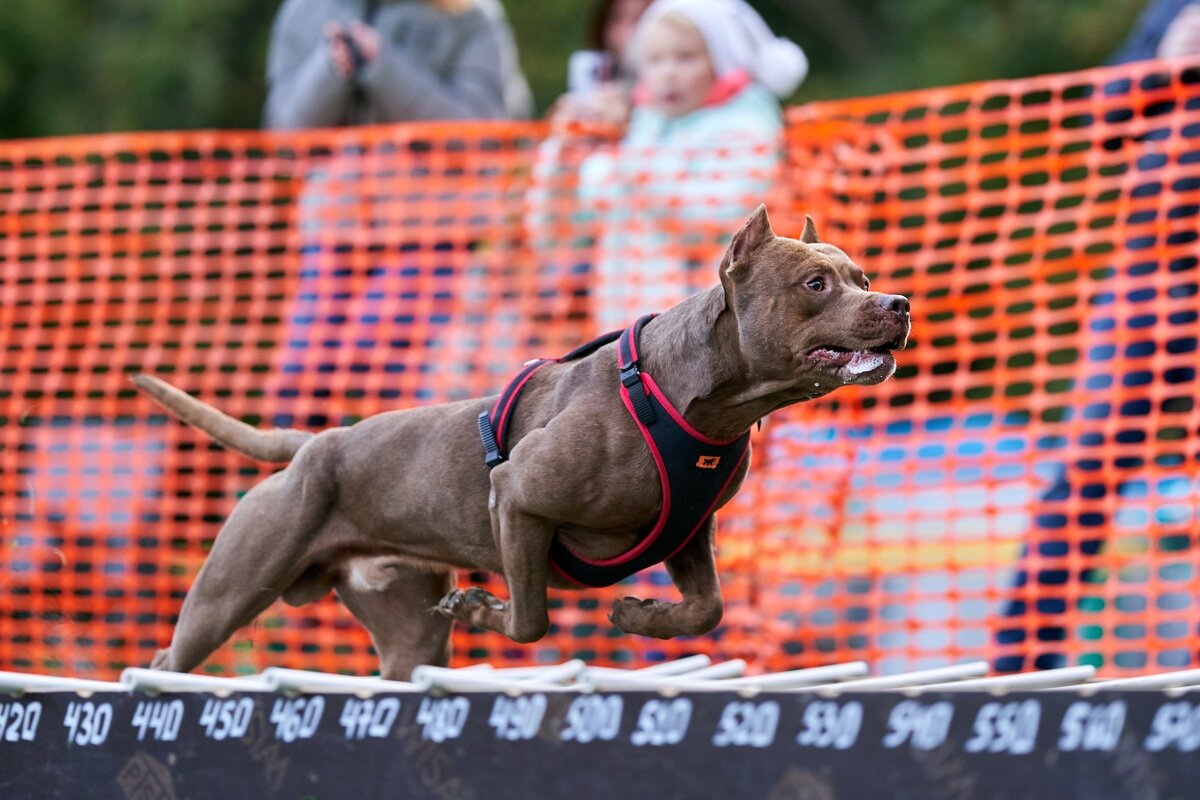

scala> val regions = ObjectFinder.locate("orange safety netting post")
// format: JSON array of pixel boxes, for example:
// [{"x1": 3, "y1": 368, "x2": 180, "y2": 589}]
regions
[{"x1": 3, "y1": 58, "x2": 1200, "y2": 679}]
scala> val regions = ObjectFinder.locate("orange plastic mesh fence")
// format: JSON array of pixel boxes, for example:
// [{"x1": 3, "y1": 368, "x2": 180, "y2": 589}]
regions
[{"x1": 3, "y1": 59, "x2": 1199, "y2": 678}]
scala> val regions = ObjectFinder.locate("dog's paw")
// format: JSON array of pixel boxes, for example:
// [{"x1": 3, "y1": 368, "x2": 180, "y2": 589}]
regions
[{"x1": 437, "y1": 587, "x2": 506, "y2": 623}]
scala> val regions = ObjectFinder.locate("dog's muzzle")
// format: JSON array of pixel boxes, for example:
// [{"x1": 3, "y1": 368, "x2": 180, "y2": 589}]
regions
[{"x1": 807, "y1": 293, "x2": 910, "y2": 384}]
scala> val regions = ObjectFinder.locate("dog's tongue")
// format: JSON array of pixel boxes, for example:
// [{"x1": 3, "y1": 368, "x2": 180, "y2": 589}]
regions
[
  {"x1": 809, "y1": 347, "x2": 888, "y2": 375},
  {"x1": 841, "y1": 351, "x2": 888, "y2": 376},
  {"x1": 809, "y1": 347, "x2": 853, "y2": 366}
]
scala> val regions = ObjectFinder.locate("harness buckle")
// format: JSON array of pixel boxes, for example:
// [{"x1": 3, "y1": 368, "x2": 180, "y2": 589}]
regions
[
  {"x1": 619, "y1": 362, "x2": 657, "y2": 425},
  {"x1": 619, "y1": 363, "x2": 642, "y2": 388},
  {"x1": 477, "y1": 411, "x2": 505, "y2": 469}
]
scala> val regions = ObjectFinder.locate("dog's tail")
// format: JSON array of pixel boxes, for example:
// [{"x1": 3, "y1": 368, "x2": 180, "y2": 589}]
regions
[{"x1": 131, "y1": 374, "x2": 312, "y2": 463}]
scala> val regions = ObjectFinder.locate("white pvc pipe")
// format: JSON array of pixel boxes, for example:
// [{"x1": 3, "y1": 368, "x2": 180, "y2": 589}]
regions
[
  {"x1": 674, "y1": 659, "x2": 748, "y2": 680},
  {"x1": 581, "y1": 661, "x2": 868, "y2": 693},
  {"x1": 802, "y1": 662, "x2": 990, "y2": 693},
  {"x1": 121, "y1": 668, "x2": 271, "y2": 694},
  {"x1": 584, "y1": 655, "x2": 713, "y2": 678},
  {"x1": 1073, "y1": 668, "x2": 1200, "y2": 692},
  {"x1": 717, "y1": 661, "x2": 869, "y2": 690},
  {"x1": 573, "y1": 674, "x2": 705, "y2": 693},
  {"x1": 476, "y1": 660, "x2": 587, "y2": 683},
  {"x1": 0, "y1": 671, "x2": 128, "y2": 695},
  {"x1": 918, "y1": 666, "x2": 1096, "y2": 693},
  {"x1": 410, "y1": 665, "x2": 573, "y2": 693},
  {"x1": 634, "y1": 655, "x2": 714, "y2": 675},
  {"x1": 262, "y1": 667, "x2": 418, "y2": 694}
]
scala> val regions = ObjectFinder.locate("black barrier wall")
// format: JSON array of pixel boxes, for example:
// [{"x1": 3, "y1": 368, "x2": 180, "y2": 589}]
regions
[{"x1": 0, "y1": 689, "x2": 1195, "y2": 799}]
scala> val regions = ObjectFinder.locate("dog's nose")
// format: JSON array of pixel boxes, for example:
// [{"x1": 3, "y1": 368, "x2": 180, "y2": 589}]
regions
[{"x1": 876, "y1": 294, "x2": 910, "y2": 315}]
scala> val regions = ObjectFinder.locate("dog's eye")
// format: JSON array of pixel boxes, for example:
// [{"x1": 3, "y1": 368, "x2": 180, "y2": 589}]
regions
[
  {"x1": 806, "y1": 277, "x2": 825, "y2": 292},
  {"x1": 863, "y1": 278, "x2": 871, "y2": 290}
]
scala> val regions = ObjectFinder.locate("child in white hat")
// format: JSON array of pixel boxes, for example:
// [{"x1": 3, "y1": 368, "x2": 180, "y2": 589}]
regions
[
  {"x1": 631, "y1": 0, "x2": 807, "y2": 114},
  {"x1": 531, "y1": 0, "x2": 808, "y2": 331}
]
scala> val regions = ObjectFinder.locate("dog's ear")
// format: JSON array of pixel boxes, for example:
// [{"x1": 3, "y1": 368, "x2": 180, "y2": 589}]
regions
[
  {"x1": 726, "y1": 205, "x2": 774, "y2": 273},
  {"x1": 720, "y1": 206, "x2": 774, "y2": 309},
  {"x1": 800, "y1": 214, "x2": 820, "y2": 244}
]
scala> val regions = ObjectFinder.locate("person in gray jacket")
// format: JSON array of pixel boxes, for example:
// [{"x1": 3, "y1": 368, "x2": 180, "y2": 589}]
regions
[{"x1": 264, "y1": 0, "x2": 532, "y2": 127}]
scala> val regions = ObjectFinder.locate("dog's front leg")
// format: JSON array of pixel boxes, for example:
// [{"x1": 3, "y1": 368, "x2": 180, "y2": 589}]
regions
[
  {"x1": 610, "y1": 516, "x2": 723, "y2": 639},
  {"x1": 438, "y1": 476, "x2": 553, "y2": 644}
]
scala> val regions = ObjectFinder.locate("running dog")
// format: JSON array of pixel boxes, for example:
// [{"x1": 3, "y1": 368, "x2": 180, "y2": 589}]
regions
[{"x1": 133, "y1": 206, "x2": 910, "y2": 679}]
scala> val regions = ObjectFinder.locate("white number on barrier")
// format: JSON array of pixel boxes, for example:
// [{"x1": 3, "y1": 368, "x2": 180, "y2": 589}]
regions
[
  {"x1": 883, "y1": 700, "x2": 954, "y2": 751},
  {"x1": 0, "y1": 702, "x2": 43, "y2": 743},
  {"x1": 269, "y1": 697, "x2": 325, "y2": 743},
  {"x1": 712, "y1": 701, "x2": 780, "y2": 748},
  {"x1": 63, "y1": 701, "x2": 113, "y2": 747},
  {"x1": 198, "y1": 697, "x2": 254, "y2": 741},
  {"x1": 338, "y1": 698, "x2": 401, "y2": 741},
  {"x1": 964, "y1": 700, "x2": 1040, "y2": 755},
  {"x1": 560, "y1": 695, "x2": 623, "y2": 743},
  {"x1": 416, "y1": 697, "x2": 469, "y2": 743},
  {"x1": 1058, "y1": 700, "x2": 1126, "y2": 752},
  {"x1": 131, "y1": 700, "x2": 184, "y2": 742},
  {"x1": 630, "y1": 698, "x2": 692, "y2": 747},
  {"x1": 488, "y1": 694, "x2": 547, "y2": 742},
  {"x1": 1145, "y1": 702, "x2": 1200, "y2": 753},
  {"x1": 797, "y1": 701, "x2": 863, "y2": 750}
]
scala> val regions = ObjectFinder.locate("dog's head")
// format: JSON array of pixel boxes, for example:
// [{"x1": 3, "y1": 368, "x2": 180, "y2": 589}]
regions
[{"x1": 719, "y1": 205, "x2": 910, "y2": 395}]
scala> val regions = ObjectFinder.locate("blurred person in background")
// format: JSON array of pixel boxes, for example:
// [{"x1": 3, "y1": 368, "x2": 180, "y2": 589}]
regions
[
  {"x1": 588, "y1": 0, "x2": 654, "y2": 79},
  {"x1": 994, "y1": 0, "x2": 1200, "y2": 672},
  {"x1": 264, "y1": 0, "x2": 531, "y2": 127},
  {"x1": 265, "y1": 0, "x2": 533, "y2": 430},
  {"x1": 548, "y1": 0, "x2": 655, "y2": 131},
  {"x1": 530, "y1": 0, "x2": 807, "y2": 331},
  {"x1": 1110, "y1": 0, "x2": 1200, "y2": 63},
  {"x1": 258, "y1": 0, "x2": 536, "y2": 647}
]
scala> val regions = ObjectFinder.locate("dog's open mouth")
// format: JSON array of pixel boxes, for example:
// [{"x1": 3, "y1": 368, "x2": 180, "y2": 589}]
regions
[{"x1": 807, "y1": 345, "x2": 896, "y2": 380}]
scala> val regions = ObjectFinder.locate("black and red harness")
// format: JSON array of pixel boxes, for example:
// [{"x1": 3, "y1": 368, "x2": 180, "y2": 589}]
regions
[{"x1": 477, "y1": 314, "x2": 751, "y2": 588}]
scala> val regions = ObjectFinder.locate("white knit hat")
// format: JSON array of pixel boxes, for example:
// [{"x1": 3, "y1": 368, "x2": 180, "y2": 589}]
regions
[{"x1": 633, "y1": 0, "x2": 808, "y2": 98}]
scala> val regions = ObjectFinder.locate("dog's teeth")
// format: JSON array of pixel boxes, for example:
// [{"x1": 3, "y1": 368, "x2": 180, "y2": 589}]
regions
[{"x1": 843, "y1": 351, "x2": 886, "y2": 375}]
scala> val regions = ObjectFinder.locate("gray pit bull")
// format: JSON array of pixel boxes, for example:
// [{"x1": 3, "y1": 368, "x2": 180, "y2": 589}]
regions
[{"x1": 132, "y1": 206, "x2": 910, "y2": 679}]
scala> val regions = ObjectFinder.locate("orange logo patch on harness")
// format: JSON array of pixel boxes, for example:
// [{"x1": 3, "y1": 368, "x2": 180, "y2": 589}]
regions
[{"x1": 696, "y1": 455, "x2": 721, "y2": 469}]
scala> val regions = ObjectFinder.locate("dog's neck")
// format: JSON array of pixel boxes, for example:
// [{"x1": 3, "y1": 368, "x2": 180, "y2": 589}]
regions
[{"x1": 637, "y1": 288, "x2": 817, "y2": 442}]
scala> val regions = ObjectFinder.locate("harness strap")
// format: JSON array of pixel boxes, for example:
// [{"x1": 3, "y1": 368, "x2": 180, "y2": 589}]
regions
[
  {"x1": 617, "y1": 314, "x2": 657, "y2": 425},
  {"x1": 478, "y1": 358, "x2": 551, "y2": 468},
  {"x1": 477, "y1": 314, "x2": 750, "y2": 589},
  {"x1": 479, "y1": 328, "x2": 623, "y2": 468},
  {"x1": 548, "y1": 372, "x2": 750, "y2": 588}
]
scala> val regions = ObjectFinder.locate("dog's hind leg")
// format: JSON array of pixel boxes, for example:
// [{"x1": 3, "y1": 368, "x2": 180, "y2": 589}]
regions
[
  {"x1": 609, "y1": 516, "x2": 724, "y2": 639},
  {"x1": 151, "y1": 436, "x2": 342, "y2": 673},
  {"x1": 335, "y1": 565, "x2": 455, "y2": 680}
]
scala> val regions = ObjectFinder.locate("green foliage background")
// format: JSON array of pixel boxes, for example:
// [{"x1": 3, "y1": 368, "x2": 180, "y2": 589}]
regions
[{"x1": 0, "y1": 0, "x2": 1147, "y2": 140}]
